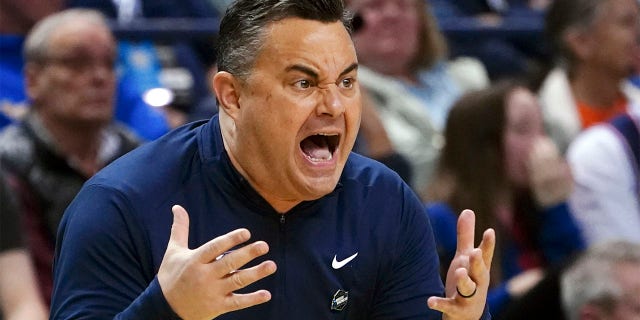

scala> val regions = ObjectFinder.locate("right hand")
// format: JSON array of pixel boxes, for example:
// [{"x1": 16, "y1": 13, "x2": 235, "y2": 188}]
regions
[{"x1": 157, "y1": 205, "x2": 277, "y2": 320}]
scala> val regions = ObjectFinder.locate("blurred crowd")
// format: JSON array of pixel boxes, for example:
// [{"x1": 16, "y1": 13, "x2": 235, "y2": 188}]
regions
[{"x1": 1, "y1": 0, "x2": 639, "y2": 319}]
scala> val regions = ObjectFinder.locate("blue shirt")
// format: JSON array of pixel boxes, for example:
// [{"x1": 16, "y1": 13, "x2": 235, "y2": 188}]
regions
[{"x1": 51, "y1": 116, "x2": 490, "y2": 319}]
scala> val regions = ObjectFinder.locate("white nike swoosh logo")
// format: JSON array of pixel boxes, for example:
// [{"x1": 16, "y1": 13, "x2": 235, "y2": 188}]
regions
[{"x1": 332, "y1": 252, "x2": 358, "y2": 269}]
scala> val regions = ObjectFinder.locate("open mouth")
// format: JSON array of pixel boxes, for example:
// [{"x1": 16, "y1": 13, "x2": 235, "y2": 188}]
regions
[{"x1": 300, "y1": 133, "x2": 340, "y2": 162}]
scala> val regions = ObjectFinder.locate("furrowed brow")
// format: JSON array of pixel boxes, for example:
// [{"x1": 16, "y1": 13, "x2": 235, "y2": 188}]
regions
[
  {"x1": 286, "y1": 64, "x2": 319, "y2": 80},
  {"x1": 339, "y1": 63, "x2": 358, "y2": 78}
]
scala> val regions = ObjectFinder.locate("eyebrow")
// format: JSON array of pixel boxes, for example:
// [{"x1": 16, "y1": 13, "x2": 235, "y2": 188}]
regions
[
  {"x1": 285, "y1": 62, "x2": 359, "y2": 80},
  {"x1": 340, "y1": 63, "x2": 359, "y2": 78}
]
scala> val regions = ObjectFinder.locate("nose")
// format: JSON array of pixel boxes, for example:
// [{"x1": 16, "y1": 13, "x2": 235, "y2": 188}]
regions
[{"x1": 317, "y1": 85, "x2": 346, "y2": 118}]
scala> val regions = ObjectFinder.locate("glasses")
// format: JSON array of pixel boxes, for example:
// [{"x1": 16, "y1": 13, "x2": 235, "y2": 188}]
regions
[{"x1": 41, "y1": 53, "x2": 116, "y2": 73}]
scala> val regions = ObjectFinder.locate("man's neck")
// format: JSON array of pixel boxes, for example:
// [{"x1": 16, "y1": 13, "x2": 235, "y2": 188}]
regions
[
  {"x1": 571, "y1": 65, "x2": 625, "y2": 108},
  {"x1": 39, "y1": 113, "x2": 106, "y2": 176}
]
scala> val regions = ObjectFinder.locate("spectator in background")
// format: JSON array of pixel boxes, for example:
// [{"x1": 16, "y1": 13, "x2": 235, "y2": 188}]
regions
[
  {"x1": 0, "y1": 9, "x2": 141, "y2": 305},
  {"x1": 425, "y1": 81, "x2": 585, "y2": 317},
  {"x1": 354, "y1": 90, "x2": 414, "y2": 185},
  {"x1": 566, "y1": 106, "x2": 640, "y2": 245},
  {"x1": 346, "y1": 0, "x2": 489, "y2": 192},
  {"x1": 0, "y1": 168, "x2": 48, "y2": 320},
  {"x1": 0, "y1": 0, "x2": 169, "y2": 140},
  {"x1": 561, "y1": 241, "x2": 640, "y2": 320},
  {"x1": 539, "y1": 0, "x2": 640, "y2": 152},
  {"x1": 67, "y1": 0, "x2": 221, "y2": 129}
]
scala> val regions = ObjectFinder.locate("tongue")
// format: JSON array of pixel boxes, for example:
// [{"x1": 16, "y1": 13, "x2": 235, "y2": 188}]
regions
[{"x1": 301, "y1": 137, "x2": 332, "y2": 160}]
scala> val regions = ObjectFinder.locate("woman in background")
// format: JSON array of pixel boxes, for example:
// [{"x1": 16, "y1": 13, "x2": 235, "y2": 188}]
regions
[
  {"x1": 346, "y1": 0, "x2": 489, "y2": 192},
  {"x1": 424, "y1": 81, "x2": 585, "y2": 318}
]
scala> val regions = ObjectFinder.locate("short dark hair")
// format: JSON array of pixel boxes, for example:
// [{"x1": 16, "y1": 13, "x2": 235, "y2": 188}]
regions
[
  {"x1": 216, "y1": 0, "x2": 352, "y2": 81},
  {"x1": 545, "y1": 0, "x2": 605, "y2": 70}
]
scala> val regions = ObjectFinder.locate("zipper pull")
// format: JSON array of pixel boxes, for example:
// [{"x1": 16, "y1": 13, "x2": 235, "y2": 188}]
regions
[{"x1": 280, "y1": 214, "x2": 285, "y2": 224}]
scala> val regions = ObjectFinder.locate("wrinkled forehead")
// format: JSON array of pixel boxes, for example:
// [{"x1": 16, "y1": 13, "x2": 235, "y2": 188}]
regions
[
  {"x1": 261, "y1": 18, "x2": 356, "y2": 56},
  {"x1": 249, "y1": 18, "x2": 357, "y2": 82}
]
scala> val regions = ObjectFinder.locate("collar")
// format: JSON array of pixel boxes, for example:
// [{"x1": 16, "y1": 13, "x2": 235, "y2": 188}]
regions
[{"x1": 197, "y1": 115, "x2": 343, "y2": 216}]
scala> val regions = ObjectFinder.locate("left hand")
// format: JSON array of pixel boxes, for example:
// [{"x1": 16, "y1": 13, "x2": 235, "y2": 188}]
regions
[{"x1": 428, "y1": 209, "x2": 495, "y2": 320}]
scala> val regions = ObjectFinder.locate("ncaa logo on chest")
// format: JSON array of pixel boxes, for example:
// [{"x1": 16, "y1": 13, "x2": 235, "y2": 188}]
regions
[{"x1": 329, "y1": 252, "x2": 357, "y2": 311}]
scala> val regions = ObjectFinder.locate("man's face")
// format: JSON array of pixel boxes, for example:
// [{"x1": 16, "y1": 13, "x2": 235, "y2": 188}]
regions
[
  {"x1": 503, "y1": 87, "x2": 544, "y2": 187},
  {"x1": 27, "y1": 20, "x2": 116, "y2": 127},
  {"x1": 607, "y1": 262, "x2": 640, "y2": 320},
  {"x1": 584, "y1": 0, "x2": 640, "y2": 78},
  {"x1": 228, "y1": 18, "x2": 361, "y2": 211}
]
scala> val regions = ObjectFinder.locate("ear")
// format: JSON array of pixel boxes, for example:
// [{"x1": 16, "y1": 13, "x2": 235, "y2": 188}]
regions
[
  {"x1": 24, "y1": 63, "x2": 42, "y2": 101},
  {"x1": 564, "y1": 28, "x2": 594, "y2": 62},
  {"x1": 212, "y1": 71, "x2": 242, "y2": 121}
]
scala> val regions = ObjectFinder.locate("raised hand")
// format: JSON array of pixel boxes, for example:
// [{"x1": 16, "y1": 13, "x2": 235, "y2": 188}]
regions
[
  {"x1": 528, "y1": 136, "x2": 573, "y2": 208},
  {"x1": 157, "y1": 205, "x2": 277, "y2": 320},
  {"x1": 428, "y1": 210, "x2": 495, "y2": 320}
]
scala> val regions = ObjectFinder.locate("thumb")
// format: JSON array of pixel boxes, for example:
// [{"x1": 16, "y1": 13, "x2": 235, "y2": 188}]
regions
[{"x1": 170, "y1": 205, "x2": 190, "y2": 248}]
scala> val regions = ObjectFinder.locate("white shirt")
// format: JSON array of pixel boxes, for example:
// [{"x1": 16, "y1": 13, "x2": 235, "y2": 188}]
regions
[{"x1": 567, "y1": 105, "x2": 640, "y2": 245}]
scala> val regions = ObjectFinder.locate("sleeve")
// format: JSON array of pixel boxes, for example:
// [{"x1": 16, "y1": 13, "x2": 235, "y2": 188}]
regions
[
  {"x1": 371, "y1": 186, "x2": 491, "y2": 320},
  {"x1": 50, "y1": 184, "x2": 180, "y2": 319},
  {"x1": 567, "y1": 126, "x2": 640, "y2": 244},
  {"x1": 537, "y1": 202, "x2": 586, "y2": 265},
  {"x1": 425, "y1": 202, "x2": 458, "y2": 267},
  {"x1": 369, "y1": 186, "x2": 444, "y2": 319}
]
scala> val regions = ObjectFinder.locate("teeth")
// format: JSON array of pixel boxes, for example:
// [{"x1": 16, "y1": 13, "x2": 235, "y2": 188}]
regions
[{"x1": 306, "y1": 153, "x2": 332, "y2": 162}]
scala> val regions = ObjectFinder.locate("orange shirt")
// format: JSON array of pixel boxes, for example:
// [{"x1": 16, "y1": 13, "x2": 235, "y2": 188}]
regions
[{"x1": 576, "y1": 96, "x2": 628, "y2": 129}]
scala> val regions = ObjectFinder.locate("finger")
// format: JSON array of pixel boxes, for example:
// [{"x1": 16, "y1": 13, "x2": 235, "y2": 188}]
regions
[
  {"x1": 224, "y1": 260, "x2": 277, "y2": 291},
  {"x1": 225, "y1": 289, "x2": 272, "y2": 313},
  {"x1": 479, "y1": 228, "x2": 496, "y2": 268},
  {"x1": 467, "y1": 248, "x2": 488, "y2": 288},
  {"x1": 169, "y1": 205, "x2": 190, "y2": 249},
  {"x1": 451, "y1": 253, "x2": 471, "y2": 271},
  {"x1": 194, "y1": 228, "x2": 251, "y2": 264},
  {"x1": 214, "y1": 241, "x2": 270, "y2": 277},
  {"x1": 454, "y1": 267, "x2": 477, "y2": 298},
  {"x1": 456, "y1": 209, "x2": 476, "y2": 253},
  {"x1": 427, "y1": 296, "x2": 458, "y2": 315}
]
